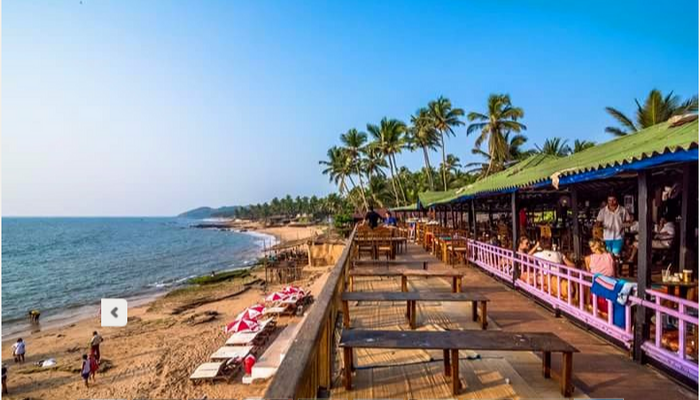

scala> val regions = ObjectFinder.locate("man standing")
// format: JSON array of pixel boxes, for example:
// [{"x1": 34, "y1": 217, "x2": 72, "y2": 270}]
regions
[
  {"x1": 364, "y1": 205, "x2": 383, "y2": 229},
  {"x1": 596, "y1": 195, "x2": 631, "y2": 256},
  {"x1": 90, "y1": 331, "x2": 104, "y2": 361}
]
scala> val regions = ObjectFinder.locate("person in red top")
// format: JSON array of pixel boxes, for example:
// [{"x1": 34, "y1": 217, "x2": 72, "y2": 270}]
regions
[{"x1": 519, "y1": 208, "x2": 528, "y2": 230}]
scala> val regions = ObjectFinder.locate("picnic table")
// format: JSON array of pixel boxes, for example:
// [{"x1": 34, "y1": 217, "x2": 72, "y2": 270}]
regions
[
  {"x1": 347, "y1": 268, "x2": 465, "y2": 293},
  {"x1": 341, "y1": 291, "x2": 489, "y2": 329},
  {"x1": 339, "y1": 329, "x2": 578, "y2": 396},
  {"x1": 210, "y1": 345, "x2": 253, "y2": 361}
]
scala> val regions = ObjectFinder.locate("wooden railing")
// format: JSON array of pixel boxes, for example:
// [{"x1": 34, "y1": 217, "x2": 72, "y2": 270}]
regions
[{"x1": 263, "y1": 227, "x2": 356, "y2": 399}]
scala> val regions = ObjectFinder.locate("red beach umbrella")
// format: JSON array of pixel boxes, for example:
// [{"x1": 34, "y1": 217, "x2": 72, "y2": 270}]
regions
[
  {"x1": 248, "y1": 303, "x2": 265, "y2": 313},
  {"x1": 265, "y1": 291, "x2": 289, "y2": 302},
  {"x1": 236, "y1": 307, "x2": 262, "y2": 321},
  {"x1": 225, "y1": 318, "x2": 259, "y2": 334},
  {"x1": 282, "y1": 285, "x2": 306, "y2": 296}
]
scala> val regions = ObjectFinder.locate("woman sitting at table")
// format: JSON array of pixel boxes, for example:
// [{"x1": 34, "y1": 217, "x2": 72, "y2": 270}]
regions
[{"x1": 585, "y1": 238, "x2": 615, "y2": 314}]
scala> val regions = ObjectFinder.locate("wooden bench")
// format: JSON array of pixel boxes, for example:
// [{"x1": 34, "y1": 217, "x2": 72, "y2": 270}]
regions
[
  {"x1": 341, "y1": 291, "x2": 489, "y2": 329},
  {"x1": 347, "y1": 268, "x2": 464, "y2": 293},
  {"x1": 351, "y1": 259, "x2": 428, "y2": 270},
  {"x1": 339, "y1": 329, "x2": 578, "y2": 397}
]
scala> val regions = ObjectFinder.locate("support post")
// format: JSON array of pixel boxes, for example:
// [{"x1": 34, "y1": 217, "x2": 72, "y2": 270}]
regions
[
  {"x1": 571, "y1": 187, "x2": 582, "y2": 263},
  {"x1": 633, "y1": 170, "x2": 653, "y2": 362},
  {"x1": 470, "y1": 199, "x2": 477, "y2": 237},
  {"x1": 679, "y1": 163, "x2": 697, "y2": 272},
  {"x1": 511, "y1": 192, "x2": 520, "y2": 284}
]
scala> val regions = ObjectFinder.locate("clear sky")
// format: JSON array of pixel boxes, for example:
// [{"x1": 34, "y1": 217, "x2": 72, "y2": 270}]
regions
[{"x1": 3, "y1": 1, "x2": 698, "y2": 216}]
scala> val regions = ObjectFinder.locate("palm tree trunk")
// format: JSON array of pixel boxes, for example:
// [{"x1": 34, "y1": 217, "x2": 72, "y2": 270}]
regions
[
  {"x1": 391, "y1": 155, "x2": 408, "y2": 203},
  {"x1": 354, "y1": 165, "x2": 369, "y2": 211},
  {"x1": 422, "y1": 146, "x2": 435, "y2": 190},
  {"x1": 440, "y1": 133, "x2": 448, "y2": 191},
  {"x1": 387, "y1": 159, "x2": 401, "y2": 206}
]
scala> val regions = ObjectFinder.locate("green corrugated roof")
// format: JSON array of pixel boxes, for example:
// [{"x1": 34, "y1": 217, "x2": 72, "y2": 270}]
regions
[
  {"x1": 391, "y1": 203, "x2": 419, "y2": 211},
  {"x1": 420, "y1": 118, "x2": 698, "y2": 207}
]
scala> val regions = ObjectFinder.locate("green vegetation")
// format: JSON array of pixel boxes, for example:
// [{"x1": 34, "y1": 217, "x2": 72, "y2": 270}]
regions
[
  {"x1": 605, "y1": 89, "x2": 698, "y2": 136},
  {"x1": 187, "y1": 268, "x2": 251, "y2": 285}
]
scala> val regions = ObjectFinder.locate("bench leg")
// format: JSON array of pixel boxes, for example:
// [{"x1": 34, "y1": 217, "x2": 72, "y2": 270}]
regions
[
  {"x1": 456, "y1": 277, "x2": 462, "y2": 293},
  {"x1": 349, "y1": 276, "x2": 354, "y2": 292},
  {"x1": 343, "y1": 347, "x2": 353, "y2": 390},
  {"x1": 410, "y1": 300, "x2": 417, "y2": 329},
  {"x1": 451, "y1": 349, "x2": 460, "y2": 395},
  {"x1": 480, "y1": 301, "x2": 488, "y2": 330},
  {"x1": 542, "y1": 351, "x2": 551, "y2": 378},
  {"x1": 561, "y1": 351, "x2": 573, "y2": 397},
  {"x1": 451, "y1": 278, "x2": 456, "y2": 293},
  {"x1": 472, "y1": 301, "x2": 478, "y2": 322},
  {"x1": 401, "y1": 275, "x2": 408, "y2": 292},
  {"x1": 342, "y1": 300, "x2": 350, "y2": 328},
  {"x1": 443, "y1": 349, "x2": 451, "y2": 376},
  {"x1": 406, "y1": 299, "x2": 411, "y2": 319}
]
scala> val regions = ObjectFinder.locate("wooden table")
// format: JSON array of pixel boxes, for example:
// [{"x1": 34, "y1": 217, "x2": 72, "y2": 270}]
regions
[
  {"x1": 341, "y1": 291, "x2": 489, "y2": 329},
  {"x1": 339, "y1": 329, "x2": 578, "y2": 396},
  {"x1": 347, "y1": 268, "x2": 465, "y2": 293},
  {"x1": 355, "y1": 237, "x2": 407, "y2": 259},
  {"x1": 652, "y1": 280, "x2": 698, "y2": 300}
]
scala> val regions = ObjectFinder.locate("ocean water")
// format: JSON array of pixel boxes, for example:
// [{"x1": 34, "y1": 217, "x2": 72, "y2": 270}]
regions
[{"x1": 1, "y1": 217, "x2": 275, "y2": 337}]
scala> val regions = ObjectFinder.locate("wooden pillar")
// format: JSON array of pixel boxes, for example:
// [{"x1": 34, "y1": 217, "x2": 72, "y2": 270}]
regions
[
  {"x1": 571, "y1": 187, "x2": 582, "y2": 262},
  {"x1": 511, "y1": 192, "x2": 520, "y2": 283},
  {"x1": 470, "y1": 199, "x2": 477, "y2": 237},
  {"x1": 679, "y1": 163, "x2": 697, "y2": 272},
  {"x1": 634, "y1": 170, "x2": 653, "y2": 362}
]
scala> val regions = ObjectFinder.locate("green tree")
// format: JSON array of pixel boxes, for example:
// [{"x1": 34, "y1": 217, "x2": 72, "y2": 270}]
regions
[
  {"x1": 408, "y1": 108, "x2": 440, "y2": 190},
  {"x1": 427, "y1": 97, "x2": 465, "y2": 191},
  {"x1": 467, "y1": 94, "x2": 526, "y2": 176},
  {"x1": 340, "y1": 128, "x2": 369, "y2": 210},
  {"x1": 367, "y1": 117, "x2": 408, "y2": 205},
  {"x1": 535, "y1": 137, "x2": 571, "y2": 157},
  {"x1": 573, "y1": 139, "x2": 595, "y2": 153},
  {"x1": 605, "y1": 89, "x2": 698, "y2": 136}
]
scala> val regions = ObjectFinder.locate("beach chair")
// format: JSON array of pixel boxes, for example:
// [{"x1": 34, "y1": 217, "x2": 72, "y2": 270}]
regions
[
  {"x1": 210, "y1": 345, "x2": 253, "y2": 361},
  {"x1": 189, "y1": 358, "x2": 242, "y2": 384}
]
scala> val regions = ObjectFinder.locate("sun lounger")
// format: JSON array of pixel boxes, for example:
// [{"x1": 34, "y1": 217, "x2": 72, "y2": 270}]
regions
[
  {"x1": 190, "y1": 358, "x2": 242, "y2": 383},
  {"x1": 226, "y1": 331, "x2": 261, "y2": 346},
  {"x1": 210, "y1": 345, "x2": 253, "y2": 361}
]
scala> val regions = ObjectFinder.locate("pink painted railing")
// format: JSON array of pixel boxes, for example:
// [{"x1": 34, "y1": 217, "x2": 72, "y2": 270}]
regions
[
  {"x1": 633, "y1": 289, "x2": 699, "y2": 381},
  {"x1": 467, "y1": 239, "x2": 634, "y2": 345},
  {"x1": 465, "y1": 239, "x2": 699, "y2": 382}
]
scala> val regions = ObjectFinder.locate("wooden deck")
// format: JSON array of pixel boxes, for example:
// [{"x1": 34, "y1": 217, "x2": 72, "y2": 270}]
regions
[{"x1": 330, "y1": 243, "x2": 697, "y2": 400}]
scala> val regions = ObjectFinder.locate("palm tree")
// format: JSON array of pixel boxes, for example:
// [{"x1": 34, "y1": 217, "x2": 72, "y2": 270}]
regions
[
  {"x1": 535, "y1": 137, "x2": 571, "y2": 157},
  {"x1": 340, "y1": 128, "x2": 369, "y2": 210},
  {"x1": 319, "y1": 146, "x2": 361, "y2": 208},
  {"x1": 440, "y1": 154, "x2": 462, "y2": 176},
  {"x1": 467, "y1": 94, "x2": 526, "y2": 176},
  {"x1": 364, "y1": 145, "x2": 387, "y2": 180},
  {"x1": 427, "y1": 97, "x2": 465, "y2": 191},
  {"x1": 605, "y1": 89, "x2": 698, "y2": 136},
  {"x1": 573, "y1": 139, "x2": 595, "y2": 153},
  {"x1": 408, "y1": 108, "x2": 440, "y2": 190},
  {"x1": 367, "y1": 176, "x2": 392, "y2": 208},
  {"x1": 467, "y1": 132, "x2": 530, "y2": 176},
  {"x1": 367, "y1": 118, "x2": 408, "y2": 205}
]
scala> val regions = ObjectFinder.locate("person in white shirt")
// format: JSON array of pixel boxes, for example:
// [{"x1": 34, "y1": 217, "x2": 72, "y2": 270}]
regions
[
  {"x1": 596, "y1": 195, "x2": 631, "y2": 256},
  {"x1": 652, "y1": 216, "x2": 675, "y2": 249},
  {"x1": 11, "y1": 339, "x2": 25, "y2": 363},
  {"x1": 532, "y1": 239, "x2": 575, "y2": 267}
]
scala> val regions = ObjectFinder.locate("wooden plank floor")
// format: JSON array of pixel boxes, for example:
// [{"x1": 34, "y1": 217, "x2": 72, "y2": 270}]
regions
[{"x1": 331, "y1": 243, "x2": 697, "y2": 400}]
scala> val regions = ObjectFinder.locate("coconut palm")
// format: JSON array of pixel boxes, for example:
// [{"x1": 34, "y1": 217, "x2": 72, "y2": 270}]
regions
[
  {"x1": 605, "y1": 89, "x2": 698, "y2": 136},
  {"x1": 408, "y1": 108, "x2": 440, "y2": 190},
  {"x1": 440, "y1": 154, "x2": 462, "y2": 176},
  {"x1": 573, "y1": 139, "x2": 595, "y2": 153},
  {"x1": 467, "y1": 94, "x2": 526, "y2": 176},
  {"x1": 319, "y1": 146, "x2": 361, "y2": 208},
  {"x1": 367, "y1": 176, "x2": 392, "y2": 208},
  {"x1": 367, "y1": 118, "x2": 408, "y2": 205},
  {"x1": 427, "y1": 97, "x2": 465, "y2": 191},
  {"x1": 340, "y1": 128, "x2": 369, "y2": 210},
  {"x1": 535, "y1": 137, "x2": 571, "y2": 157},
  {"x1": 364, "y1": 145, "x2": 388, "y2": 180},
  {"x1": 466, "y1": 132, "x2": 530, "y2": 176}
]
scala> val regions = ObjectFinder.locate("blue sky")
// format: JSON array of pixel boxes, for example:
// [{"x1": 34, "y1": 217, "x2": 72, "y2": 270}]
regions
[{"x1": 3, "y1": 1, "x2": 698, "y2": 216}]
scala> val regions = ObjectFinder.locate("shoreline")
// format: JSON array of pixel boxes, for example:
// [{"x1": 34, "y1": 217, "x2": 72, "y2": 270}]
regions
[{"x1": 0, "y1": 226, "x2": 304, "y2": 341}]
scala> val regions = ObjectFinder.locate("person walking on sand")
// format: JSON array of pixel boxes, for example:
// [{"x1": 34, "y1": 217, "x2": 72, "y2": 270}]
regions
[
  {"x1": 11, "y1": 338, "x2": 25, "y2": 363},
  {"x1": 90, "y1": 331, "x2": 103, "y2": 361},
  {"x1": 88, "y1": 351, "x2": 99, "y2": 381},
  {"x1": 2, "y1": 364, "x2": 8, "y2": 395},
  {"x1": 80, "y1": 355, "x2": 91, "y2": 388}
]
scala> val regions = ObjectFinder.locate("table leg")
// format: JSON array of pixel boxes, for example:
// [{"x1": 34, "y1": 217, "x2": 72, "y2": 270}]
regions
[
  {"x1": 472, "y1": 301, "x2": 478, "y2": 322},
  {"x1": 443, "y1": 349, "x2": 451, "y2": 376},
  {"x1": 480, "y1": 301, "x2": 488, "y2": 330},
  {"x1": 342, "y1": 300, "x2": 350, "y2": 328},
  {"x1": 343, "y1": 347, "x2": 353, "y2": 390},
  {"x1": 451, "y1": 349, "x2": 460, "y2": 395},
  {"x1": 456, "y1": 277, "x2": 462, "y2": 293},
  {"x1": 349, "y1": 276, "x2": 354, "y2": 292},
  {"x1": 401, "y1": 275, "x2": 408, "y2": 292},
  {"x1": 542, "y1": 351, "x2": 551, "y2": 378},
  {"x1": 410, "y1": 300, "x2": 417, "y2": 329},
  {"x1": 406, "y1": 299, "x2": 411, "y2": 319},
  {"x1": 451, "y1": 278, "x2": 456, "y2": 293},
  {"x1": 561, "y1": 351, "x2": 573, "y2": 397}
]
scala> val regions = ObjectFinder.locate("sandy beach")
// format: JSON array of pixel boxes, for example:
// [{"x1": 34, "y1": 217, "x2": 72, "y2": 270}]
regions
[{"x1": 1, "y1": 225, "x2": 330, "y2": 400}]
